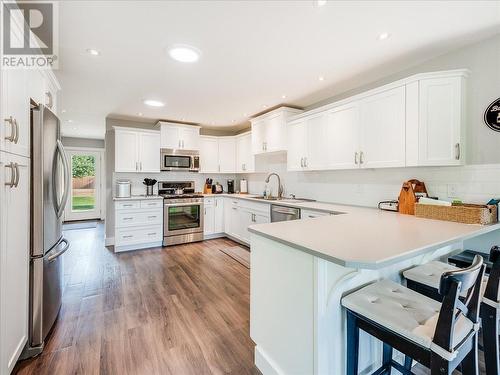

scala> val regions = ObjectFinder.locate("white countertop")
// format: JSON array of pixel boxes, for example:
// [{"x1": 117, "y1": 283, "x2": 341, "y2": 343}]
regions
[
  {"x1": 245, "y1": 200, "x2": 500, "y2": 269},
  {"x1": 113, "y1": 195, "x2": 163, "y2": 201}
]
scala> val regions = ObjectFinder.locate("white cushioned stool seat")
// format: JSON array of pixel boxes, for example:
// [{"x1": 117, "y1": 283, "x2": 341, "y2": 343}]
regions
[
  {"x1": 404, "y1": 261, "x2": 490, "y2": 298},
  {"x1": 342, "y1": 280, "x2": 474, "y2": 350}
]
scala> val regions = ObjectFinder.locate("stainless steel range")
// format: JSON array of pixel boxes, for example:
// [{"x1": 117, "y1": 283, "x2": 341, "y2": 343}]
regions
[{"x1": 158, "y1": 181, "x2": 204, "y2": 246}]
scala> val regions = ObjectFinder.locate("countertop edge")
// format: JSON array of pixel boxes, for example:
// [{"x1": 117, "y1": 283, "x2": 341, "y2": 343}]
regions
[{"x1": 249, "y1": 222, "x2": 500, "y2": 270}]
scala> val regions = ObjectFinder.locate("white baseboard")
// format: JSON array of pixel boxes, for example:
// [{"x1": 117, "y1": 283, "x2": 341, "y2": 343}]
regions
[
  {"x1": 255, "y1": 346, "x2": 283, "y2": 375},
  {"x1": 203, "y1": 232, "x2": 226, "y2": 240},
  {"x1": 114, "y1": 241, "x2": 162, "y2": 253},
  {"x1": 105, "y1": 236, "x2": 114, "y2": 246}
]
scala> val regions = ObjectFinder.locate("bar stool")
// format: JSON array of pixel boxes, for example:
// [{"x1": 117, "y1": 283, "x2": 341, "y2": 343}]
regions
[
  {"x1": 342, "y1": 256, "x2": 485, "y2": 375},
  {"x1": 403, "y1": 246, "x2": 500, "y2": 375}
]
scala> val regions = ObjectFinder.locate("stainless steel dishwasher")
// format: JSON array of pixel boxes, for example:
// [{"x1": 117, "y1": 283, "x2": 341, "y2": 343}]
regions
[{"x1": 270, "y1": 204, "x2": 301, "y2": 222}]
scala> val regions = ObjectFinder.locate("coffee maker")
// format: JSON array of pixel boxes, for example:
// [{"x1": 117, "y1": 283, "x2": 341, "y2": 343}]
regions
[{"x1": 227, "y1": 179, "x2": 235, "y2": 194}]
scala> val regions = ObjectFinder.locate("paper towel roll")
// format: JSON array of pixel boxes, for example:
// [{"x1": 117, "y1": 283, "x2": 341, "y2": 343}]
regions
[{"x1": 240, "y1": 179, "x2": 248, "y2": 194}]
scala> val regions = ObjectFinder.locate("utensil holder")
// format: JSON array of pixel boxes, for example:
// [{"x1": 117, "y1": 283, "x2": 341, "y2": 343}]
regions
[{"x1": 146, "y1": 185, "x2": 154, "y2": 196}]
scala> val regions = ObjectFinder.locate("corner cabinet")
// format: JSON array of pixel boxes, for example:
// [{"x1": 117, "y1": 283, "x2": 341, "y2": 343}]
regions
[
  {"x1": 286, "y1": 69, "x2": 468, "y2": 172},
  {"x1": 156, "y1": 121, "x2": 200, "y2": 150},
  {"x1": 0, "y1": 152, "x2": 30, "y2": 374},
  {"x1": 114, "y1": 127, "x2": 160, "y2": 173},
  {"x1": 251, "y1": 107, "x2": 303, "y2": 155}
]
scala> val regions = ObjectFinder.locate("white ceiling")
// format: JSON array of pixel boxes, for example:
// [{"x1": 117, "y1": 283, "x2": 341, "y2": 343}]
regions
[{"x1": 56, "y1": 0, "x2": 500, "y2": 139}]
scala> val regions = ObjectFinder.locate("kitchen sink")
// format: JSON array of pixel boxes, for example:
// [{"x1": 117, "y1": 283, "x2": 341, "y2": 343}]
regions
[{"x1": 252, "y1": 196, "x2": 315, "y2": 203}]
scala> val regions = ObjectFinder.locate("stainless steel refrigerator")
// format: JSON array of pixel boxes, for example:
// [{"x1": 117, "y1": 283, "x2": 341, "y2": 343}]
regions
[{"x1": 21, "y1": 103, "x2": 71, "y2": 358}]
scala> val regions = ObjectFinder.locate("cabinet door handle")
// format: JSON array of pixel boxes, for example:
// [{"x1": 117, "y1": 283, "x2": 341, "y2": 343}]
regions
[
  {"x1": 215, "y1": 200, "x2": 218, "y2": 207},
  {"x1": 45, "y1": 91, "x2": 53, "y2": 109},
  {"x1": 304, "y1": 157, "x2": 308, "y2": 168},
  {"x1": 4, "y1": 117, "x2": 15, "y2": 142},
  {"x1": 354, "y1": 152, "x2": 359, "y2": 165},
  {"x1": 359, "y1": 151, "x2": 364, "y2": 165},
  {"x1": 123, "y1": 235, "x2": 133, "y2": 239},
  {"x1": 455, "y1": 143, "x2": 461, "y2": 160},
  {"x1": 14, "y1": 118, "x2": 19, "y2": 143},
  {"x1": 13, "y1": 163, "x2": 20, "y2": 187},
  {"x1": 4, "y1": 162, "x2": 15, "y2": 187},
  {"x1": 140, "y1": 162, "x2": 142, "y2": 171}
]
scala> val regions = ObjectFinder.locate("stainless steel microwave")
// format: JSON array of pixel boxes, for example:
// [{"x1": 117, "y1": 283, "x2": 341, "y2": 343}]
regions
[{"x1": 160, "y1": 148, "x2": 200, "y2": 172}]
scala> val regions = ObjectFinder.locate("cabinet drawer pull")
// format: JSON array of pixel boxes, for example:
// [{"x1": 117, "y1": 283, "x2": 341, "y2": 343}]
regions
[
  {"x1": 147, "y1": 215, "x2": 157, "y2": 219},
  {"x1": 4, "y1": 117, "x2": 17, "y2": 143},
  {"x1": 123, "y1": 204, "x2": 133, "y2": 207},
  {"x1": 123, "y1": 217, "x2": 133, "y2": 220},
  {"x1": 147, "y1": 232, "x2": 157, "y2": 236},
  {"x1": 123, "y1": 235, "x2": 133, "y2": 238}
]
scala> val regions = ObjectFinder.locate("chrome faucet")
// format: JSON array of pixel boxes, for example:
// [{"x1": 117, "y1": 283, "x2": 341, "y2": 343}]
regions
[{"x1": 265, "y1": 173, "x2": 284, "y2": 199}]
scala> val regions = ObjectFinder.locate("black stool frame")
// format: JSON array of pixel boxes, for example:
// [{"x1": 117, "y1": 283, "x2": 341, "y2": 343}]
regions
[
  {"x1": 406, "y1": 246, "x2": 500, "y2": 375},
  {"x1": 346, "y1": 256, "x2": 485, "y2": 375}
]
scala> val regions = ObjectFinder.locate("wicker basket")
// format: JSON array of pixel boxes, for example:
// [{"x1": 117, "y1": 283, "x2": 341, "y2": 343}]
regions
[{"x1": 414, "y1": 203, "x2": 498, "y2": 225}]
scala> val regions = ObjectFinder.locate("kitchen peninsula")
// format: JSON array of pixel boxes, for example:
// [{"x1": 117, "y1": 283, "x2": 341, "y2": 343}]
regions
[{"x1": 248, "y1": 209, "x2": 500, "y2": 375}]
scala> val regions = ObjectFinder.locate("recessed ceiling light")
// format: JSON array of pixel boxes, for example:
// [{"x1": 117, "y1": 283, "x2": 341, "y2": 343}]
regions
[
  {"x1": 168, "y1": 44, "x2": 201, "y2": 63},
  {"x1": 318, "y1": 76, "x2": 325, "y2": 81},
  {"x1": 316, "y1": 0, "x2": 327, "y2": 6},
  {"x1": 86, "y1": 48, "x2": 100, "y2": 56},
  {"x1": 377, "y1": 32, "x2": 391, "y2": 41},
  {"x1": 143, "y1": 99, "x2": 165, "y2": 107},
  {"x1": 243, "y1": 113, "x2": 247, "y2": 117},
  {"x1": 232, "y1": 120, "x2": 236, "y2": 123},
  {"x1": 262, "y1": 105, "x2": 268, "y2": 108},
  {"x1": 137, "y1": 112, "x2": 143, "y2": 116},
  {"x1": 281, "y1": 95, "x2": 287, "y2": 99}
]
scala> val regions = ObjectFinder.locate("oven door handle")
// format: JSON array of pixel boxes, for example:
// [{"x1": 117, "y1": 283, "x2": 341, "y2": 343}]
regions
[{"x1": 164, "y1": 202, "x2": 203, "y2": 207}]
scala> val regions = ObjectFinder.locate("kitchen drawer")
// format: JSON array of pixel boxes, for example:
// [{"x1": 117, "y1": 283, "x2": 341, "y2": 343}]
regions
[
  {"x1": 140, "y1": 200, "x2": 163, "y2": 209},
  {"x1": 115, "y1": 225, "x2": 163, "y2": 246},
  {"x1": 115, "y1": 201, "x2": 140, "y2": 210},
  {"x1": 204, "y1": 197, "x2": 215, "y2": 206},
  {"x1": 301, "y1": 209, "x2": 333, "y2": 219},
  {"x1": 115, "y1": 209, "x2": 163, "y2": 227}
]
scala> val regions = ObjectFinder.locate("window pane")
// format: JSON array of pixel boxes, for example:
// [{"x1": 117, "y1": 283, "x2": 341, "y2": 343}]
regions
[{"x1": 71, "y1": 155, "x2": 96, "y2": 211}]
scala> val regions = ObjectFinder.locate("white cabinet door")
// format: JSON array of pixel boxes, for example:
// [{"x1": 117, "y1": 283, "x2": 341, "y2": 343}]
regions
[
  {"x1": 287, "y1": 120, "x2": 307, "y2": 171},
  {"x1": 214, "y1": 197, "x2": 224, "y2": 233},
  {"x1": 253, "y1": 211, "x2": 270, "y2": 225},
  {"x1": 251, "y1": 120, "x2": 266, "y2": 154},
  {"x1": 179, "y1": 127, "x2": 200, "y2": 150},
  {"x1": 418, "y1": 77, "x2": 463, "y2": 166},
  {"x1": 359, "y1": 86, "x2": 406, "y2": 168},
  {"x1": 204, "y1": 204, "x2": 215, "y2": 235},
  {"x1": 240, "y1": 209, "x2": 253, "y2": 243},
  {"x1": 306, "y1": 113, "x2": 328, "y2": 170},
  {"x1": 138, "y1": 132, "x2": 160, "y2": 173},
  {"x1": 325, "y1": 103, "x2": 360, "y2": 170},
  {"x1": 218, "y1": 137, "x2": 236, "y2": 173},
  {"x1": 266, "y1": 113, "x2": 286, "y2": 152},
  {"x1": 115, "y1": 129, "x2": 139, "y2": 172},
  {"x1": 1, "y1": 67, "x2": 29, "y2": 157},
  {"x1": 228, "y1": 204, "x2": 242, "y2": 239},
  {"x1": 160, "y1": 124, "x2": 180, "y2": 149},
  {"x1": 236, "y1": 132, "x2": 254, "y2": 173},
  {"x1": 1, "y1": 152, "x2": 29, "y2": 374},
  {"x1": 199, "y1": 136, "x2": 219, "y2": 173}
]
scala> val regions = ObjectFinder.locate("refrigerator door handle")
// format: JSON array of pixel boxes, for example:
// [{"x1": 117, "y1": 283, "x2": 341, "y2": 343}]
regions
[
  {"x1": 47, "y1": 238, "x2": 70, "y2": 262},
  {"x1": 53, "y1": 140, "x2": 71, "y2": 218}
]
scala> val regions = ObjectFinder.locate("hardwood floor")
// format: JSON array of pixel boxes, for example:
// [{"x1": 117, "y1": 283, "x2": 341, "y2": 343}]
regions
[
  {"x1": 14, "y1": 223, "x2": 258, "y2": 375},
  {"x1": 13, "y1": 223, "x2": 489, "y2": 375}
]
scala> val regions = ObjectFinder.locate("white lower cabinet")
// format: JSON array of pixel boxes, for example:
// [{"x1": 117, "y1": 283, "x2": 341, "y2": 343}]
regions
[
  {"x1": 301, "y1": 209, "x2": 334, "y2": 219},
  {"x1": 224, "y1": 198, "x2": 270, "y2": 244},
  {"x1": 203, "y1": 197, "x2": 225, "y2": 236},
  {"x1": 114, "y1": 199, "x2": 163, "y2": 252},
  {"x1": 0, "y1": 152, "x2": 30, "y2": 374}
]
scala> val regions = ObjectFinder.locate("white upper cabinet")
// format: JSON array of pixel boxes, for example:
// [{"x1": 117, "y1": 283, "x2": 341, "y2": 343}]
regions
[
  {"x1": 236, "y1": 132, "x2": 254, "y2": 173},
  {"x1": 157, "y1": 122, "x2": 200, "y2": 150},
  {"x1": 199, "y1": 136, "x2": 219, "y2": 173},
  {"x1": 306, "y1": 113, "x2": 328, "y2": 170},
  {"x1": 251, "y1": 107, "x2": 302, "y2": 155},
  {"x1": 199, "y1": 136, "x2": 236, "y2": 174},
  {"x1": 325, "y1": 102, "x2": 360, "y2": 170},
  {"x1": 138, "y1": 132, "x2": 161, "y2": 172},
  {"x1": 285, "y1": 69, "x2": 468, "y2": 171},
  {"x1": 416, "y1": 76, "x2": 465, "y2": 166},
  {"x1": 114, "y1": 127, "x2": 160, "y2": 173},
  {"x1": 218, "y1": 137, "x2": 236, "y2": 173},
  {"x1": 287, "y1": 119, "x2": 308, "y2": 171},
  {"x1": 358, "y1": 86, "x2": 406, "y2": 169}
]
